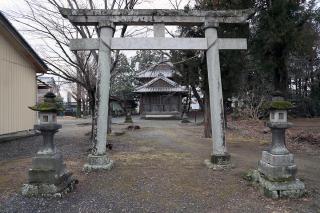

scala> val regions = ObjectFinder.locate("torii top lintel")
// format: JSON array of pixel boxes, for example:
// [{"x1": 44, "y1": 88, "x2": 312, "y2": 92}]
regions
[{"x1": 59, "y1": 8, "x2": 253, "y2": 26}]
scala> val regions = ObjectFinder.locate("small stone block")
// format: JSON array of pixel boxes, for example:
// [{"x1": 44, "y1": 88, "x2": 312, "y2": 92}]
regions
[
  {"x1": 204, "y1": 159, "x2": 233, "y2": 170},
  {"x1": 258, "y1": 160, "x2": 297, "y2": 181},
  {"x1": 28, "y1": 169, "x2": 59, "y2": 184},
  {"x1": 31, "y1": 153, "x2": 65, "y2": 171},
  {"x1": 261, "y1": 151, "x2": 295, "y2": 166},
  {"x1": 249, "y1": 170, "x2": 305, "y2": 199},
  {"x1": 21, "y1": 176, "x2": 77, "y2": 197},
  {"x1": 211, "y1": 153, "x2": 231, "y2": 165},
  {"x1": 83, "y1": 154, "x2": 114, "y2": 172}
]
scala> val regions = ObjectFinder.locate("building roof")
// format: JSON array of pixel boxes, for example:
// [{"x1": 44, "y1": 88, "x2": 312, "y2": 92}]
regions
[
  {"x1": 37, "y1": 76, "x2": 56, "y2": 88},
  {"x1": 38, "y1": 76, "x2": 55, "y2": 84},
  {"x1": 136, "y1": 61, "x2": 175, "y2": 78},
  {"x1": 0, "y1": 11, "x2": 48, "y2": 73},
  {"x1": 134, "y1": 74, "x2": 187, "y2": 93}
]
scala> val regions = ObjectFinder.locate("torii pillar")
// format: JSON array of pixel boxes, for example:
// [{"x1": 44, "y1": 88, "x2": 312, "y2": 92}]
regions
[
  {"x1": 205, "y1": 22, "x2": 231, "y2": 169},
  {"x1": 83, "y1": 22, "x2": 115, "y2": 172}
]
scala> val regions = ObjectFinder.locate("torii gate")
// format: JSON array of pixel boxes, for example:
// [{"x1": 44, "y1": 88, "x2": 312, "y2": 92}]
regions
[{"x1": 60, "y1": 8, "x2": 252, "y2": 171}]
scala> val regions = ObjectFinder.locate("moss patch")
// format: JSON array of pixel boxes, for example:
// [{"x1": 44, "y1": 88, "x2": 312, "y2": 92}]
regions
[
  {"x1": 29, "y1": 101, "x2": 63, "y2": 112},
  {"x1": 269, "y1": 101, "x2": 293, "y2": 110}
]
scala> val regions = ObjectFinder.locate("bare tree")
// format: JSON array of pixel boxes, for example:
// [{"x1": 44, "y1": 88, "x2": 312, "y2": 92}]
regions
[
  {"x1": 239, "y1": 92, "x2": 266, "y2": 120},
  {"x1": 7, "y1": 0, "x2": 142, "y2": 145}
]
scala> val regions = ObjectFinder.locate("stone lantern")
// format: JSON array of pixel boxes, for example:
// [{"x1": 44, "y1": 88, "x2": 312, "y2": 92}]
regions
[
  {"x1": 250, "y1": 92, "x2": 305, "y2": 199},
  {"x1": 22, "y1": 92, "x2": 77, "y2": 197}
]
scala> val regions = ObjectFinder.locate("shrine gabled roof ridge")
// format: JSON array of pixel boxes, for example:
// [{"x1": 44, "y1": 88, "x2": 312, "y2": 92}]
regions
[
  {"x1": 136, "y1": 61, "x2": 174, "y2": 77},
  {"x1": 135, "y1": 75, "x2": 178, "y2": 90},
  {"x1": 134, "y1": 75, "x2": 188, "y2": 93}
]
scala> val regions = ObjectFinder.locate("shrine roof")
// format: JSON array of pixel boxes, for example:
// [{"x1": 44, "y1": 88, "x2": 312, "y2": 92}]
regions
[
  {"x1": 134, "y1": 75, "x2": 187, "y2": 93},
  {"x1": 136, "y1": 62, "x2": 175, "y2": 78}
]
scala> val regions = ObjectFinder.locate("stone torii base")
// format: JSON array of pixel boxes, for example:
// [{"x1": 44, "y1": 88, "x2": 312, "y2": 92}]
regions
[{"x1": 83, "y1": 154, "x2": 114, "y2": 172}]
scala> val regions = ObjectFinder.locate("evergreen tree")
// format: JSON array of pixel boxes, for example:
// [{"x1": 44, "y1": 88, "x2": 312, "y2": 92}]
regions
[{"x1": 251, "y1": 0, "x2": 318, "y2": 95}]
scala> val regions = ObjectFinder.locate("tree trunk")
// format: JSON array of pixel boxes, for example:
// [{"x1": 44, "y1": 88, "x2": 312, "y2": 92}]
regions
[
  {"x1": 273, "y1": 54, "x2": 288, "y2": 96},
  {"x1": 124, "y1": 101, "x2": 133, "y2": 123},
  {"x1": 191, "y1": 85, "x2": 204, "y2": 110},
  {"x1": 76, "y1": 83, "x2": 82, "y2": 118},
  {"x1": 224, "y1": 101, "x2": 228, "y2": 129},
  {"x1": 204, "y1": 91, "x2": 212, "y2": 138},
  {"x1": 107, "y1": 103, "x2": 112, "y2": 134},
  {"x1": 82, "y1": 97, "x2": 87, "y2": 116},
  {"x1": 88, "y1": 89, "x2": 97, "y2": 149}
]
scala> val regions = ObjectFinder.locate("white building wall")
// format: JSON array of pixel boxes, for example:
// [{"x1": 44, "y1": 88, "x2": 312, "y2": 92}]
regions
[{"x1": 0, "y1": 30, "x2": 37, "y2": 134}]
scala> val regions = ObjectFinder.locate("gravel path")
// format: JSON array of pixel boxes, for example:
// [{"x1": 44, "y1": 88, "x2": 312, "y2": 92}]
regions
[{"x1": 0, "y1": 117, "x2": 319, "y2": 212}]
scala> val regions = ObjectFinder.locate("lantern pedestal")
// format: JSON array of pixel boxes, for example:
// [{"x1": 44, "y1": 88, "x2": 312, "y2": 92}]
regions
[
  {"x1": 247, "y1": 94, "x2": 305, "y2": 199},
  {"x1": 22, "y1": 124, "x2": 77, "y2": 197},
  {"x1": 249, "y1": 170, "x2": 305, "y2": 199},
  {"x1": 250, "y1": 123, "x2": 305, "y2": 199}
]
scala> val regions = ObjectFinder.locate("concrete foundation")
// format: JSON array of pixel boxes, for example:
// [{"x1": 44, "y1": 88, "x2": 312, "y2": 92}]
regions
[{"x1": 83, "y1": 154, "x2": 114, "y2": 172}]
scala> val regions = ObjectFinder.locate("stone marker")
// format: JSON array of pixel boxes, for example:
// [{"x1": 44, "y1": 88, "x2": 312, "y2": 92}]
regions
[
  {"x1": 249, "y1": 92, "x2": 305, "y2": 199},
  {"x1": 22, "y1": 92, "x2": 77, "y2": 197}
]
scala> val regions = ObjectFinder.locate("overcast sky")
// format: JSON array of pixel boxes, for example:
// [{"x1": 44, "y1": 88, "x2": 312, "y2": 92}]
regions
[
  {"x1": 0, "y1": 0, "x2": 194, "y2": 101},
  {"x1": 3, "y1": 0, "x2": 316, "y2": 101},
  {"x1": 0, "y1": 0, "x2": 192, "y2": 10}
]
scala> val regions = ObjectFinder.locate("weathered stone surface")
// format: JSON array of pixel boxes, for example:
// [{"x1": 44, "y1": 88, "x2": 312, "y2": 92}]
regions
[
  {"x1": 211, "y1": 153, "x2": 231, "y2": 165},
  {"x1": 258, "y1": 160, "x2": 297, "y2": 181},
  {"x1": 22, "y1": 113, "x2": 77, "y2": 197},
  {"x1": 21, "y1": 176, "x2": 77, "y2": 197},
  {"x1": 31, "y1": 152, "x2": 64, "y2": 171},
  {"x1": 83, "y1": 154, "x2": 114, "y2": 172},
  {"x1": 24, "y1": 150, "x2": 78, "y2": 197},
  {"x1": 95, "y1": 26, "x2": 113, "y2": 156},
  {"x1": 60, "y1": 8, "x2": 254, "y2": 26},
  {"x1": 249, "y1": 170, "x2": 305, "y2": 199},
  {"x1": 268, "y1": 128, "x2": 290, "y2": 155},
  {"x1": 70, "y1": 38, "x2": 247, "y2": 51},
  {"x1": 204, "y1": 158, "x2": 233, "y2": 170},
  {"x1": 205, "y1": 26, "x2": 229, "y2": 159},
  {"x1": 261, "y1": 151, "x2": 294, "y2": 166}
]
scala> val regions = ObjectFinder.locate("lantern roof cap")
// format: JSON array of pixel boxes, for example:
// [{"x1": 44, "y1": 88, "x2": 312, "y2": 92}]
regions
[
  {"x1": 269, "y1": 100, "x2": 293, "y2": 110},
  {"x1": 44, "y1": 92, "x2": 56, "y2": 99},
  {"x1": 29, "y1": 92, "x2": 63, "y2": 112}
]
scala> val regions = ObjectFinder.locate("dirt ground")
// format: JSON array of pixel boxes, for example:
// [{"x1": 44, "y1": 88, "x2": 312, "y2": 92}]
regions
[{"x1": 0, "y1": 117, "x2": 319, "y2": 213}]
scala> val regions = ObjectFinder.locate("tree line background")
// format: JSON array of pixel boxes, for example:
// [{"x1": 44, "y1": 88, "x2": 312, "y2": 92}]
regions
[{"x1": 6, "y1": 0, "x2": 320, "y2": 140}]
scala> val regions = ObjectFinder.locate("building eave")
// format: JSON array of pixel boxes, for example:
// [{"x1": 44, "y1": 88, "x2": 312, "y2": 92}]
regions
[
  {"x1": 134, "y1": 88, "x2": 188, "y2": 93},
  {"x1": 134, "y1": 76, "x2": 187, "y2": 93},
  {"x1": 0, "y1": 11, "x2": 48, "y2": 73}
]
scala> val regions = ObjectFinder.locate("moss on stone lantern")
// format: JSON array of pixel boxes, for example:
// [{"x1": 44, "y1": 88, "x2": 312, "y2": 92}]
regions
[
  {"x1": 29, "y1": 92, "x2": 63, "y2": 125},
  {"x1": 29, "y1": 92, "x2": 63, "y2": 112},
  {"x1": 22, "y1": 92, "x2": 77, "y2": 197},
  {"x1": 248, "y1": 92, "x2": 305, "y2": 199}
]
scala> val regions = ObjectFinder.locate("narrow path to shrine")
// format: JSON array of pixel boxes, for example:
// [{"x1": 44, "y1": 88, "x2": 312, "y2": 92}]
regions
[{"x1": 0, "y1": 117, "x2": 319, "y2": 212}]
